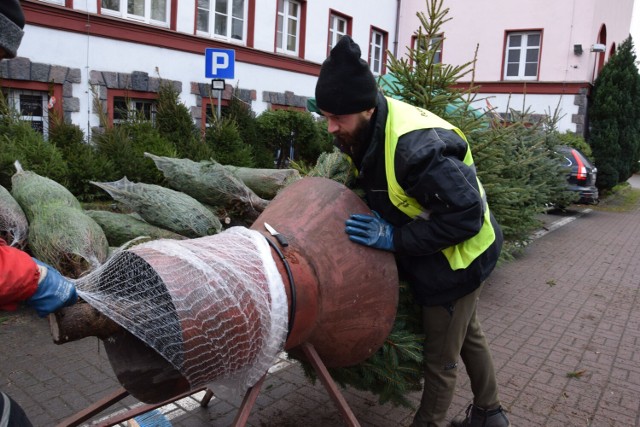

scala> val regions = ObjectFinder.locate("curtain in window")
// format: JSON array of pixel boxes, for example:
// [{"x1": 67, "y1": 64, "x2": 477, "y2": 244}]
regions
[
  {"x1": 102, "y1": 0, "x2": 119, "y2": 11},
  {"x1": 127, "y1": 0, "x2": 145, "y2": 17},
  {"x1": 151, "y1": 0, "x2": 167, "y2": 21},
  {"x1": 197, "y1": 0, "x2": 210, "y2": 32}
]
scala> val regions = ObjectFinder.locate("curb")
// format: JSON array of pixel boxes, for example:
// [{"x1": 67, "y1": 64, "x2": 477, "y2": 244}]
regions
[{"x1": 531, "y1": 207, "x2": 592, "y2": 240}]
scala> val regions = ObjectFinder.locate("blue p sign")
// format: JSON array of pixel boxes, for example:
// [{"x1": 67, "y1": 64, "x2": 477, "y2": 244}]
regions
[{"x1": 205, "y1": 48, "x2": 235, "y2": 79}]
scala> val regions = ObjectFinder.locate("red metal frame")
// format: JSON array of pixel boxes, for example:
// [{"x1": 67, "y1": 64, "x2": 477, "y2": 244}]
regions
[
  {"x1": 55, "y1": 343, "x2": 361, "y2": 427},
  {"x1": 55, "y1": 386, "x2": 211, "y2": 427}
]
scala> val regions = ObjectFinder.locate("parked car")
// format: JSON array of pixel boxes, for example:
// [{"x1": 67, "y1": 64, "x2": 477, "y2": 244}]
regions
[{"x1": 556, "y1": 145, "x2": 599, "y2": 205}]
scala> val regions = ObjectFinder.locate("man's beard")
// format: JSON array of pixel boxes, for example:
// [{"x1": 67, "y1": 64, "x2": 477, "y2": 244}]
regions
[{"x1": 334, "y1": 115, "x2": 371, "y2": 159}]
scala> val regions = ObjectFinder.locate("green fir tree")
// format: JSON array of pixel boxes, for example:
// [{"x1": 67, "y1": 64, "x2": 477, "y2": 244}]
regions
[
  {"x1": 156, "y1": 81, "x2": 213, "y2": 161},
  {"x1": 587, "y1": 36, "x2": 640, "y2": 191}
]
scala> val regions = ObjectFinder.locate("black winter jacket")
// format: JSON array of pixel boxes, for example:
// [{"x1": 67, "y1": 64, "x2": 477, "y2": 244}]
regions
[{"x1": 347, "y1": 94, "x2": 503, "y2": 306}]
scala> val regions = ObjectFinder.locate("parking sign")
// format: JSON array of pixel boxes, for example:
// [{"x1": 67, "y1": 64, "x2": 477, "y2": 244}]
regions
[{"x1": 205, "y1": 48, "x2": 235, "y2": 79}]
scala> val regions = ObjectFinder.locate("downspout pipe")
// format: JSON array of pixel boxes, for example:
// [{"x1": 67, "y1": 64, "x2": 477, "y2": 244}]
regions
[{"x1": 393, "y1": 0, "x2": 401, "y2": 57}]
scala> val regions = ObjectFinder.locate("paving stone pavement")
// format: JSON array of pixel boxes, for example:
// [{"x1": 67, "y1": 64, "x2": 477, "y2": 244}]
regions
[{"x1": 2, "y1": 176, "x2": 640, "y2": 427}]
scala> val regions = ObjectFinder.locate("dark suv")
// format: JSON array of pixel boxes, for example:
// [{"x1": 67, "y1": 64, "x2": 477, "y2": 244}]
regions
[{"x1": 557, "y1": 145, "x2": 599, "y2": 205}]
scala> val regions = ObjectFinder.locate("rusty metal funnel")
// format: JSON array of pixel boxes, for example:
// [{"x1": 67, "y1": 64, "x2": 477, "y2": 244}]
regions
[
  {"x1": 251, "y1": 177, "x2": 398, "y2": 367},
  {"x1": 51, "y1": 177, "x2": 398, "y2": 404}
]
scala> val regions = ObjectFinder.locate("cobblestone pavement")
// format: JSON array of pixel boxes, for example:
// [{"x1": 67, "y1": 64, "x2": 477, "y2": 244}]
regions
[{"x1": 1, "y1": 176, "x2": 640, "y2": 426}]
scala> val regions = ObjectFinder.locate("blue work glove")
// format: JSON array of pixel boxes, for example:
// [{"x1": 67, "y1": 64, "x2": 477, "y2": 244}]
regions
[
  {"x1": 345, "y1": 211, "x2": 395, "y2": 251},
  {"x1": 26, "y1": 258, "x2": 78, "y2": 317}
]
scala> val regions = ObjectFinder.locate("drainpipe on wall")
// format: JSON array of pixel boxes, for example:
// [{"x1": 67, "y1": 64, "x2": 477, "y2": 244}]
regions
[{"x1": 393, "y1": 0, "x2": 401, "y2": 57}]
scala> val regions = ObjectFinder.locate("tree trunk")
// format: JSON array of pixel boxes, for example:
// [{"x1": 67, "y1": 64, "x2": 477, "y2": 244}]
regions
[{"x1": 49, "y1": 302, "x2": 122, "y2": 344}]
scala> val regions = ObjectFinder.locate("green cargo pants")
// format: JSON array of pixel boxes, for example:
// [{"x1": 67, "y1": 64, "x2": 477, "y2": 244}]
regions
[{"x1": 412, "y1": 283, "x2": 501, "y2": 427}]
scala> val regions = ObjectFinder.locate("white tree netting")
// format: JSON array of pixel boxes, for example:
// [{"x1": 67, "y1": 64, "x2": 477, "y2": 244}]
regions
[
  {"x1": 74, "y1": 227, "x2": 288, "y2": 395},
  {"x1": 0, "y1": 184, "x2": 28, "y2": 248}
]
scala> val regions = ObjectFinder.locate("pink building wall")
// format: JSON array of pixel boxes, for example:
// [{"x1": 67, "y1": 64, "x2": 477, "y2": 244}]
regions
[
  {"x1": 397, "y1": 0, "x2": 633, "y2": 83},
  {"x1": 395, "y1": 0, "x2": 635, "y2": 133}
]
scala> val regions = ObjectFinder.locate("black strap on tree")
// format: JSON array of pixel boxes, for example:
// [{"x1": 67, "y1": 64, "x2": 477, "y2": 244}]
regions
[{"x1": 264, "y1": 236, "x2": 297, "y2": 341}]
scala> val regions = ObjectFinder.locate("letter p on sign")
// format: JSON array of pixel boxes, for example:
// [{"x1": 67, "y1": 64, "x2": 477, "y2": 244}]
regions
[{"x1": 205, "y1": 48, "x2": 235, "y2": 79}]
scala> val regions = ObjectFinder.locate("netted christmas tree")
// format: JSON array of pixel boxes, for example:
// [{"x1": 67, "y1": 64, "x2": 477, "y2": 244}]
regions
[
  {"x1": 0, "y1": 184, "x2": 28, "y2": 248},
  {"x1": 11, "y1": 162, "x2": 109, "y2": 277}
]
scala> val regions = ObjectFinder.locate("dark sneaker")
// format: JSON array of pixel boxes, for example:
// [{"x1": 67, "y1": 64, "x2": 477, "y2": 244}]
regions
[{"x1": 450, "y1": 404, "x2": 511, "y2": 427}]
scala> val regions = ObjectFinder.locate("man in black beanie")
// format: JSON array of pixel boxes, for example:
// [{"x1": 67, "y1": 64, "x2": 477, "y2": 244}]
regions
[
  {"x1": 0, "y1": 0, "x2": 25, "y2": 60},
  {"x1": 314, "y1": 36, "x2": 510, "y2": 427}
]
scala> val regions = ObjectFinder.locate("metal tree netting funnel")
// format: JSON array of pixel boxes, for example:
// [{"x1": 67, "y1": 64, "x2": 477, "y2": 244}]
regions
[
  {"x1": 51, "y1": 177, "x2": 398, "y2": 405},
  {"x1": 74, "y1": 227, "x2": 288, "y2": 395}
]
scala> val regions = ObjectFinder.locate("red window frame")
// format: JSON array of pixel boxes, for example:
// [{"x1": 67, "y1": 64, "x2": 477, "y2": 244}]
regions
[
  {"x1": 201, "y1": 96, "x2": 230, "y2": 131},
  {"x1": 0, "y1": 79, "x2": 64, "y2": 127},
  {"x1": 106, "y1": 89, "x2": 158, "y2": 126},
  {"x1": 270, "y1": 104, "x2": 305, "y2": 112}
]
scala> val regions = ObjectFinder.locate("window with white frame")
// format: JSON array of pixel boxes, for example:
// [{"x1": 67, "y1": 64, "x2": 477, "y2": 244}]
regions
[
  {"x1": 369, "y1": 30, "x2": 386, "y2": 75},
  {"x1": 2, "y1": 89, "x2": 50, "y2": 137},
  {"x1": 113, "y1": 97, "x2": 157, "y2": 125},
  {"x1": 276, "y1": 0, "x2": 300, "y2": 55},
  {"x1": 197, "y1": 0, "x2": 247, "y2": 42},
  {"x1": 101, "y1": 0, "x2": 169, "y2": 26},
  {"x1": 504, "y1": 31, "x2": 541, "y2": 80},
  {"x1": 328, "y1": 13, "x2": 348, "y2": 51}
]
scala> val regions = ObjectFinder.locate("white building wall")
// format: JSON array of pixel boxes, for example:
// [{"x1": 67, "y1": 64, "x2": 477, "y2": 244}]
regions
[
  {"x1": 15, "y1": 0, "x2": 398, "y2": 137},
  {"x1": 398, "y1": 0, "x2": 633, "y2": 82},
  {"x1": 19, "y1": 1, "x2": 633, "y2": 136}
]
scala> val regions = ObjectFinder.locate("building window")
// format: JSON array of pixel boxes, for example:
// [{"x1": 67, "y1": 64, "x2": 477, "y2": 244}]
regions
[
  {"x1": 2, "y1": 89, "x2": 50, "y2": 137},
  {"x1": 412, "y1": 33, "x2": 443, "y2": 65},
  {"x1": 197, "y1": 0, "x2": 247, "y2": 42},
  {"x1": 276, "y1": 0, "x2": 301, "y2": 55},
  {"x1": 113, "y1": 96, "x2": 157, "y2": 125},
  {"x1": 504, "y1": 31, "x2": 541, "y2": 80},
  {"x1": 203, "y1": 98, "x2": 230, "y2": 129},
  {"x1": 101, "y1": 0, "x2": 169, "y2": 26},
  {"x1": 270, "y1": 104, "x2": 304, "y2": 112},
  {"x1": 328, "y1": 12, "x2": 350, "y2": 53},
  {"x1": 369, "y1": 29, "x2": 387, "y2": 75}
]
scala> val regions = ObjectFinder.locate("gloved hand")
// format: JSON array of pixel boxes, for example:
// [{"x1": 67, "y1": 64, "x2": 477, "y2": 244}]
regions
[
  {"x1": 345, "y1": 211, "x2": 395, "y2": 251},
  {"x1": 26, "y1": 258, "x2": 78, "y2": 317}
]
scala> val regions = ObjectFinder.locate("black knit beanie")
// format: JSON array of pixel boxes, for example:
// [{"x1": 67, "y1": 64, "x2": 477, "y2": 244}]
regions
[
  {"x1": 0, "y1": 0, "x2": 25, "y2": 59},
  {"x1": 315, "y1": 36, "x2": 378, "y2": 115}
]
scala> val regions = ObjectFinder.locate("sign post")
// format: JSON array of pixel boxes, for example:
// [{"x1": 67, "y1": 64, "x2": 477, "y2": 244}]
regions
[
  {"x1": 205, "y1": 48, "x2": 235, "y2": 120},
  {"x1": 211, "y1": 79, "x2": 225, "y2": 120}
]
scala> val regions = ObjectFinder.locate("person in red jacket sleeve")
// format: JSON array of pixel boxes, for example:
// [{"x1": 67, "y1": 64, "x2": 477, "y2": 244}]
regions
[
  {"x1": 0, "y1": 239, "x2": 78, "y2": 427},
  {"x1": 0, "y1": 238, "x2": 78, "y2": 316}
]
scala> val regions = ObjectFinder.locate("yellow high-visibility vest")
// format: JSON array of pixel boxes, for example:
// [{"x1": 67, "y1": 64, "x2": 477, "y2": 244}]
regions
[{"x1": 384, "y1": 97, "x2": 495, "y2": 270}]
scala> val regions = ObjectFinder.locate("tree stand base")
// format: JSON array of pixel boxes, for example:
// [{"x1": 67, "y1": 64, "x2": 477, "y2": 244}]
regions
[{"x1": 55, "y1": 343, "x2": 360, "y2": 427}]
